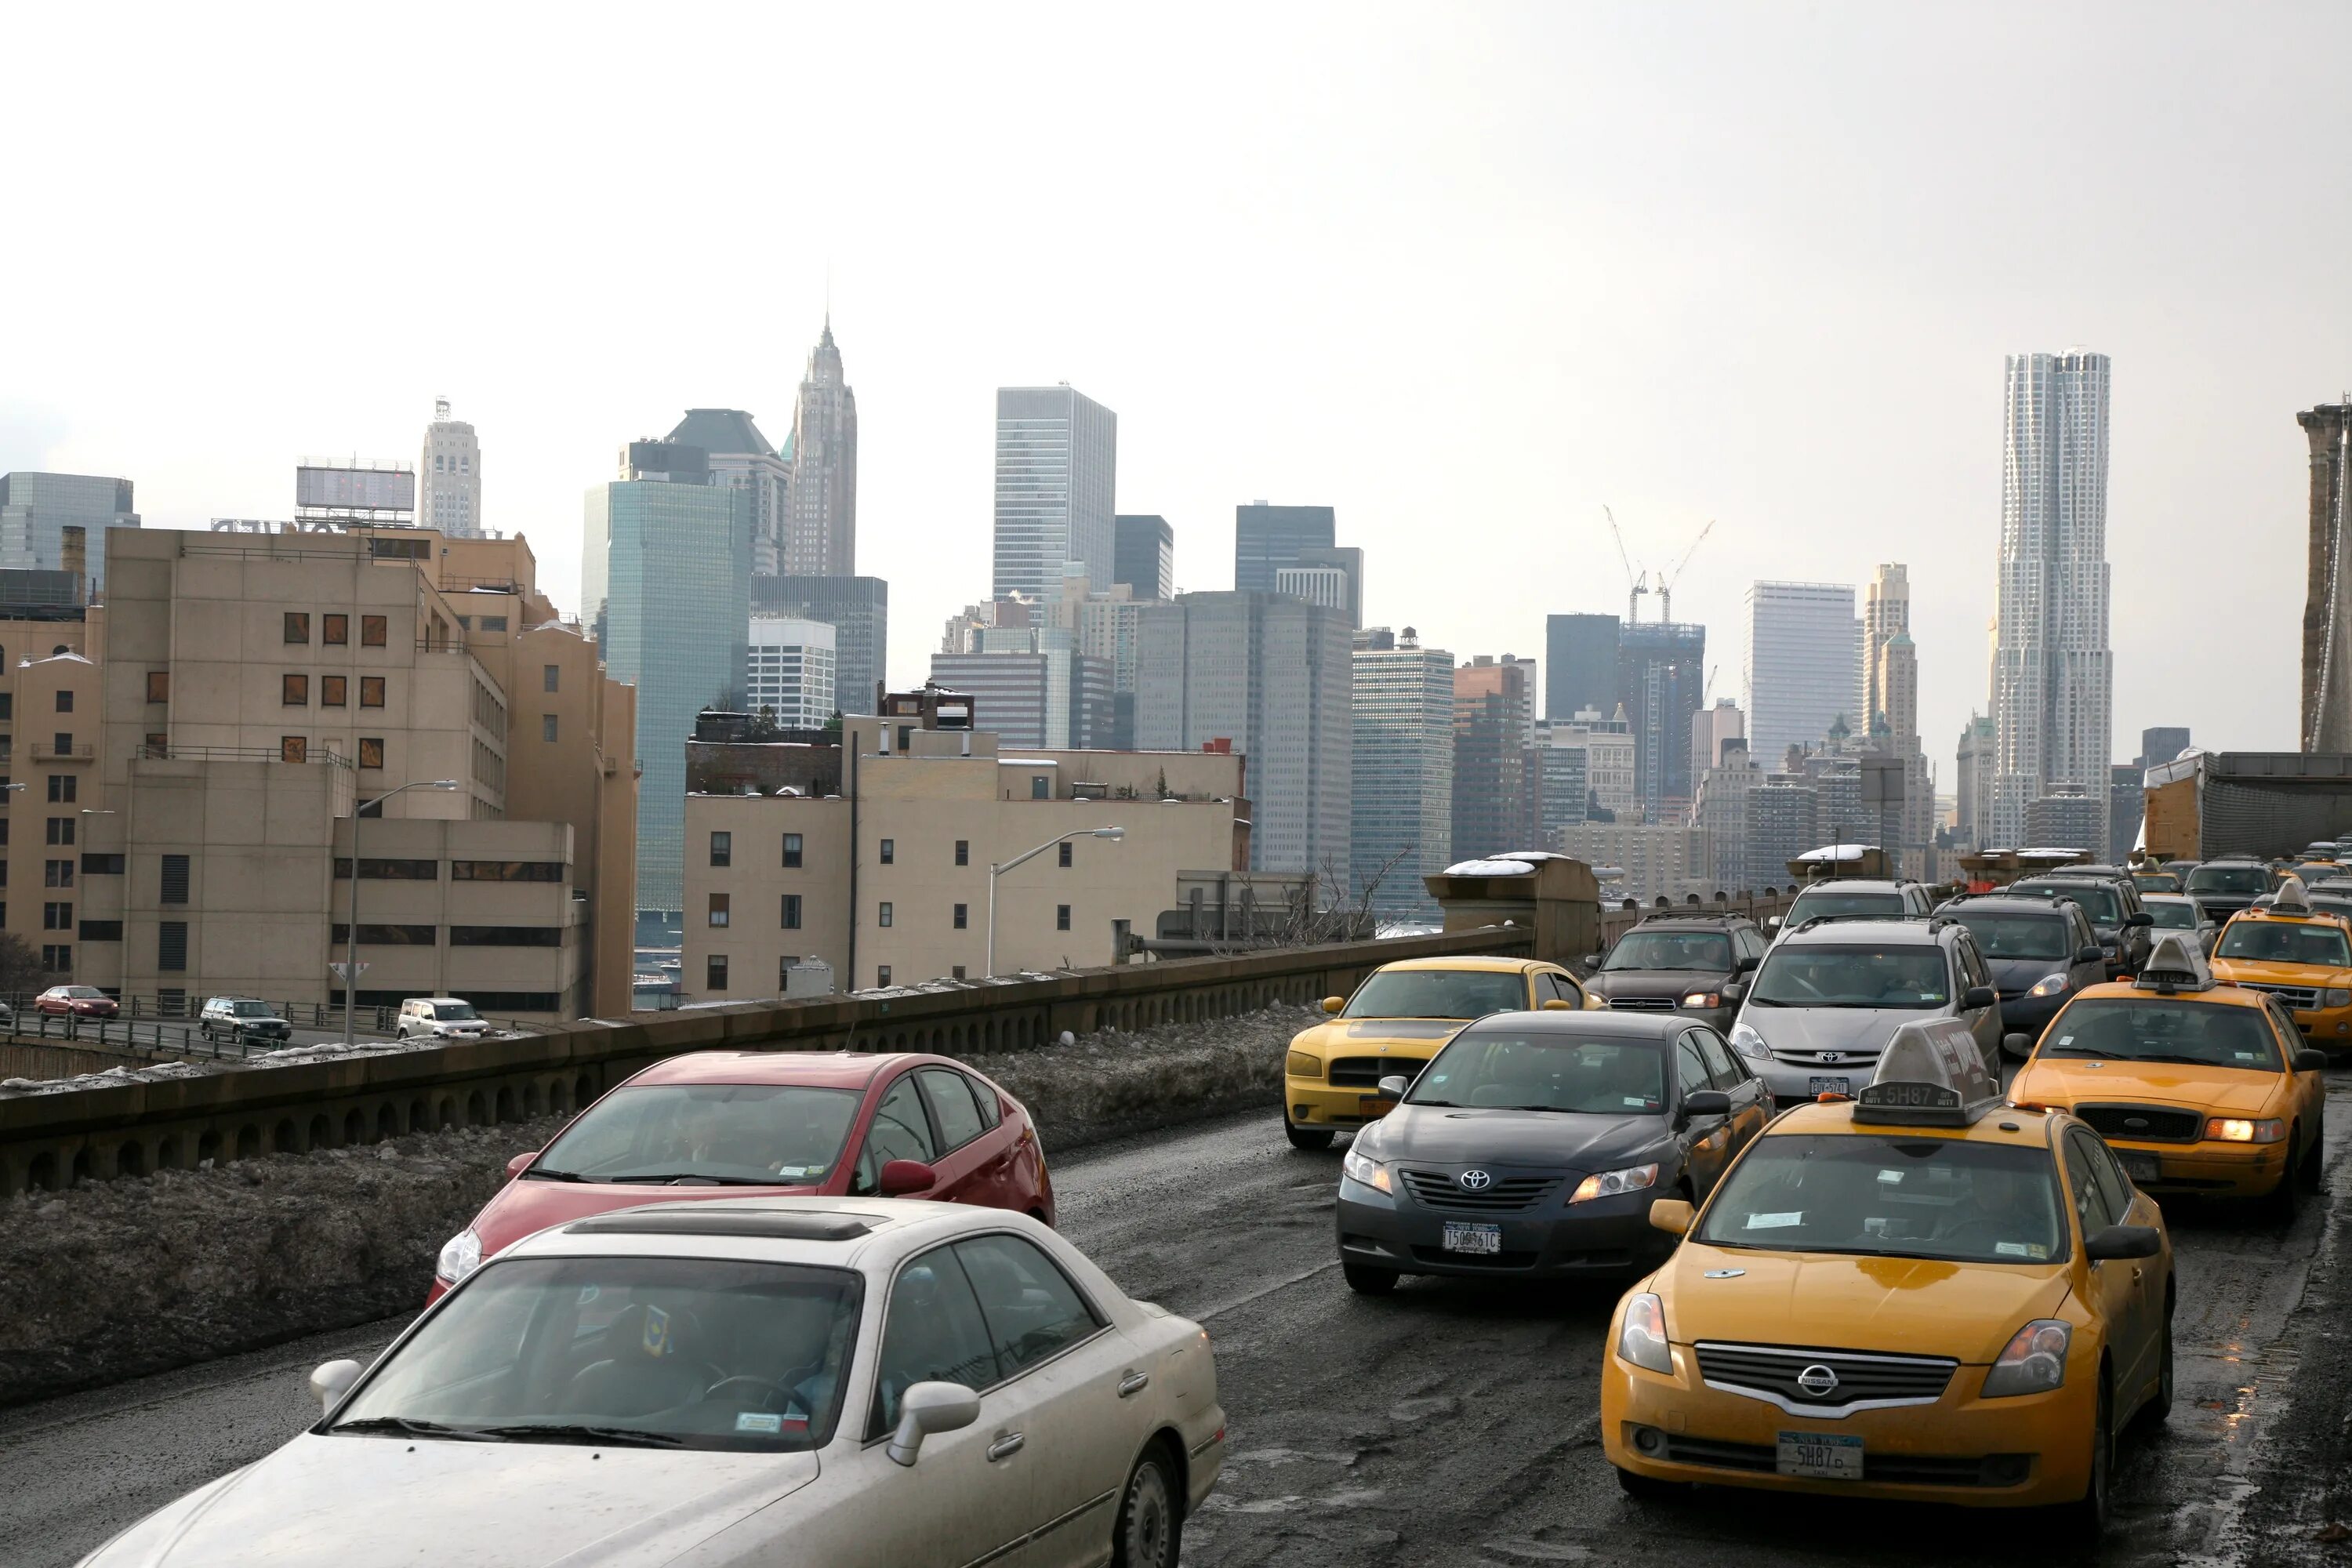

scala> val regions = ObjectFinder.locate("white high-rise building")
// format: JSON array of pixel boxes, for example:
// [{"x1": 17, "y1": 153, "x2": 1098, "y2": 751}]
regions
[
  {"x1": 993, "y1": 386, "x2": 1116, "y2": 601},
  {"x1": 1991, "y1": 350, "x2": 2113, "y2": 850},
  {"x1": 785, "y1": 321, "x2": 857, "y2": 577},
  {"x1": 419, "y1": 398, "x2": 481, "y2": 537},
  {"x1": 745, "y1": 615, "x2": 837, "y2": 731},
  {"x1": 1743, "y1": 581, "x2": 1859, "y2": 767},
  {"x1": 1860, "y1": 563, "x2": 1911, "y2": 737}
]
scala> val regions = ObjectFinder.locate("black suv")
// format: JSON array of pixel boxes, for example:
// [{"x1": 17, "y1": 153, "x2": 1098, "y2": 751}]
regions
[
  {"x1": 1586, "y1": 913, "x2": 1765, "y2": 1033},
  {"x1": 2007, "y1": 873, "x2": 2154, "y2": 978},
  {"x1": 2181, "y1": 855, "x2": 2274, "y2": 922},
  {"x1": 1936, "y1": 893, "x2": 2110, "y2": 1050}
]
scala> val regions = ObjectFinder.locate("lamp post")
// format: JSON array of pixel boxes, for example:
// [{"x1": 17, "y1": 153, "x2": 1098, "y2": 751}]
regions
[
  {"x1": 343, "y1": 779, "x2": 459, "y2": 1047},
  {"x1": 985, "y1": 827, "x2": 1123, "y2": 979}
]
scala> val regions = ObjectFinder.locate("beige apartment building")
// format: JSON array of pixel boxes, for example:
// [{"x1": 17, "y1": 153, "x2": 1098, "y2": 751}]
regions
[
  {"x1": 682, "y1": 697, "x2": 1247, "y2": 997},
  {"x1": 55, "y1": 525, "x2": 638, "y2": 1018}
]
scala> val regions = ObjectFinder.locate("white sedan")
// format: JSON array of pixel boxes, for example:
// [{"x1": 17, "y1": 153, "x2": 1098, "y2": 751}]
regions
[{"x1": 76, "y1": 1199, "x2": 1223, "y2": 1568}]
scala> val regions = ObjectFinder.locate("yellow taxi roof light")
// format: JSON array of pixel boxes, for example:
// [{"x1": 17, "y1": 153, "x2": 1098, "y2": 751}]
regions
[
  {"x1": 2274, "y1": 874, "x2": 2311, "y2": 913},
  {"x1": 2133, "y1": 932, "x2": 2215, "y2": 993},
  {"x1": 1852, "y1": 1018, "x2": 2002, "y2": 1127}
]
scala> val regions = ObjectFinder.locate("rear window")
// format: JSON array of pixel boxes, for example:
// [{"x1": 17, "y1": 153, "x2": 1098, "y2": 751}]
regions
[
  {"x1": 1947, "y1": 912, "x2": 2071, "y2": 961},
  {"x1": 1342, "y1": 968, "x2": 1526, "y2": 1020},
  {"x1": 2187, "y1": 864, "x2": 2272, "y2": 895},
  {"x1": 2019, "y1": 882, "x2": 2122, "y2": 924},
  {"x1": 2145, "y1": 902, "x2": 2200, "y2": 931},
  {"x1": 1786, "y1": 890, "x2": 1904, "y2": 924}
]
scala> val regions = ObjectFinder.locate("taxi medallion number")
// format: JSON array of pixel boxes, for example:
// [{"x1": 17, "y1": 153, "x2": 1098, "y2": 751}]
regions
[
  {"x1": 1443, "y1": 1221, "x2": 1501, "y2": 1254},
  {"x1": 1777, "y1": 1430, "x2": 1863, "y2": 1480},
  {"x1": 1807, "y1": 1076, "x2": 1851, "y2": 1098}
]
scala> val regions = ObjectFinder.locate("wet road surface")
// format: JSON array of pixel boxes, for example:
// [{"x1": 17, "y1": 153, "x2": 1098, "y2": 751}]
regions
[{"x1": 5, "y1": 1076, "x2": 2349, "y2": 1568}]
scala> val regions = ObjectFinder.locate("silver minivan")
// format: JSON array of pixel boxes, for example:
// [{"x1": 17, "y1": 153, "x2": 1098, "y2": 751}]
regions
[{"x1": 1726, "y1": 916, "x2": 2003, "y2": 1102}]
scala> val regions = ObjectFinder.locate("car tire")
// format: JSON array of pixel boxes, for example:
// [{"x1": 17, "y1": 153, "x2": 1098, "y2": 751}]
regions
[
  {"x1": 1110, "y1": 1444, "x2": 1181, "y2": 1568},
  {"x1": 1341, "y1": 1262, "x2": 1400, "y2": 1295},
  {"x1": 1615, "y1": 1465, "x2": 1683, "y2": 1501},
  {"x1": 2267, "y1": 1142, "x2": 2304, "y2": 1225},
  {"x1": 2060, "y1": 1373, "x2": 2113, "y2": 1540},
  {"x1": 2147, "y1": 1294, "x2": 2175, "y2": 1425},
  {"x1": 2297, "y1": 1115, "x2": 2326, "y2": 1194},
  {"x1": 1283, "y1": 1116, "x2": 1334, "y2": 1151}
]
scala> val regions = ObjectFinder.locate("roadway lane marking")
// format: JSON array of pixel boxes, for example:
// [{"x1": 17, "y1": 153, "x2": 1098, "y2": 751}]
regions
[{"x1": 1192, "y1": 1259, "x2": 1341, "y2": 1323}]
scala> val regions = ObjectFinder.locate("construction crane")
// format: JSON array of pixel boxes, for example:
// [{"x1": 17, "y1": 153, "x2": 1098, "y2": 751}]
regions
[
  {"x1": 1654, "y1": 519, "x2": 1715, "y2": 623},
  {"x1": 1603, "y1": 506, "x2": 1647, "y2": 624}
]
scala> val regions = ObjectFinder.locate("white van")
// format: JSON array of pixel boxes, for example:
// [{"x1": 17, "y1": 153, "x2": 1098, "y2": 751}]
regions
[{"x1": 396, "y1": 997, "x2": 489, "y2": 1040}]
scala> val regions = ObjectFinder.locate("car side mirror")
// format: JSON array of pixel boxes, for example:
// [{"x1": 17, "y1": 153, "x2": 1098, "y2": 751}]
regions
[
  {"x1": 1962, "y1": 985, "x2": 1998, "y2": 1011},
  {"x1": 1679, "y1": 1090, "x2": 1732, "y2": 1123},
  {"x1": 2125, "y1": 912, "x2": 2153, "y2": 928},
  {"x1": 1541, "y1": 998, "x2": 1573, "y2": 1011},
  {"x1": 878, "y1": 1159, "x2": 937, "y2": 1197},
  {"x1": 886, "y1": 1380, "x2": 981, "y2": 1466},
  {"x1": 1584, "y1": 953, "x2": 1604, "y2": 968},
  {"x1": 2077, "y1": 946, "x2": 2105, "y2": 964},
  {"x1": 1649, "y1": 1198, "x2": 1693, "y2": 1236},
  {"x1": 1765, "y1": 915, "x2": 1782, "y2": 930},
  {"x1": 1736, "y1": 954, "x2": 1761, "y2": 974},
  {"x1": 1722, "y1": 982, "x2": 1744, "y2": 1003},
  {"x1": 2003, "y1": 1032, "x2": 2034, "y2": 1056},
  {"x1": 309, "y1": 1359, "x2": 363, "y2": 1410},
  {"x1": 505, "y1": 1151, "x2": 538, "y2": 1179},
  {"x1": 2083, "y1": 1224, "x2": 2161, "y2": 1262},
  {"x1": 1376, "y1": 1073, "x2": 1410, "y2": 1102},
  {"x1": 2296, "y1": 1048, "x2": 2329, "y2": 1071}
]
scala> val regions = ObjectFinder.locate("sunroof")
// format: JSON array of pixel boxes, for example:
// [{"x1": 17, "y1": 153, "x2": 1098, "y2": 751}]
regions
[{"x1": 565, "y1": 1210, "x2": 874, "y2": 1241}]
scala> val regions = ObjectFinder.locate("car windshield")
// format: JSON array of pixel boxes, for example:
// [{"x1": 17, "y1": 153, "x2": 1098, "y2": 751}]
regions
[
  {"x1": 1785, "y1": 891, "x2": 1903, "y2": 924},
  {"x1": 1695, "y1": 1135, "x2": 2066, "y2": 1265},
  {"x1": 1409, "y1": 1032, "x2": 1664, "y2": 1112},
  {"x1": 1602, "y1": 931, "x2": 1732, "y2": 973},
  {"x1": 535, "y1": 1084, "x2": 864, "y2": 1184},
  {"x1": 2214, "y1": 920, "x2": 2352, "y2": 967},
  {"x1": 2042, "y1": 998, "x2": 2283, "y2": 1070},
  {"x1": 330, "y1": 1256, "x2": 860, "y2": 1450},
  {"x1": 2187, "y1": 865, "x2": 2272, "y2": 895},
  {"x1": 1341, "y1": 968, "x2": 1526, "y2": 1019},
  {"x1": 2144, "y1": 902, "x2": 2200, "y2": 931},
  {"x1": 1748, "y1": 946, "x2": 1949, "y2": 1009},
  {"x1": 230, "y1": 1001, "x2": 271, "y2": 1016},
  {"x1": 2133, "y1": 874, "x2": 2179, "y2": 893},
  {"x1": 2019, "y1": 883, "x2": 2122, "y2": 924},
  {"x1": 434, "y1": 1002, "x2": 482, "y2": 1021},
  {"x1": 1948, "y1": 913, "x2": 2071, "y2": 961},
  {"x1": 63, "y1": 988, "x2": 101, "y2": 998}
]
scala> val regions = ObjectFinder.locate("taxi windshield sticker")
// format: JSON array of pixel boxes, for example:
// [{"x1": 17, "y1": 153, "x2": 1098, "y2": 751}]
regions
[
  {"x1": 1875, "y1": 1169, "x2": 1904, "y2": 1184},
  {"x1": 735, "y1": 1412, "x2": 783, "y2": 1433},
  {"x1": 1994, "y1": 1242, "x2": 2051, "y2": 1260},
  {"x1": 643, "y1": 1305, "x2": 672, "y2": 1358},
  {"x1": 1745, "y1": 1211, "x2": 1803, "y2": 1229}
]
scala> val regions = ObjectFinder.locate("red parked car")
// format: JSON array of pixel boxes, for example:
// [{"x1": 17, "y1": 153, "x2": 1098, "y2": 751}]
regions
[
  {"x1": 36, "y1": 985, "x2": 118, "y2": 1018},
  {"x1": 428, "y1": 1051, "x2": 1055, "y2": 1301}
]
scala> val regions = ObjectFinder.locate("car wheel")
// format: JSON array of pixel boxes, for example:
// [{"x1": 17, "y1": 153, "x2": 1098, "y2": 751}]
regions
[
  {"x1": 2267, "y1": 1140, "x2": 2304, "y2": 1225},
  {"x1": 2147, "y1": 1294, "x2": 2175, "y2": 1425},
  {"x1": 1111, "y1": 1444, "x2": 1180, "y2": 1568},
  {"x1": 1341, "y1": 1262, "x2": 1399, "y2": 1295},
  {"x1": 1283, "y1": 1116, "x2": 1334, "y2": 1151},
  {"x1": 1615, "y1": 1465, "x2": 1684, "y2": 1501},
  {"x1": 2297, "y1": 1115, "x2": 2326, "y2": 1194},
  {"x1": 2060, "y1": 1373, "x2": 2113, "y2": 1539}
]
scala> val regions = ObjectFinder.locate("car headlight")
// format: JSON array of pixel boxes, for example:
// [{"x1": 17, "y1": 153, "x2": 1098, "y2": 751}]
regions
[
  {"x1": 1681, "y1": 991, "x2": 1721, "y2": 1009},
  {"x1": 1729, "y1": 1022, "x2": 1771, "y2": 1061},
  {"x1": 1286, "y1": 1051, "x2": 1321, "y2": 1079},
  {"x1": 2329, "y1": 989, "x2": 2351, "y2": 1008},
  {"x1": 1981, "y1": 1318, "x2": 2071, "y2": 1397},
  {"x1": 436, "y1": 1228, "x2": 483, "y2": 1284},
  {"x1": 1617, "y1": 1292, "x2": 1672, "y2": 1373},
  {"x1": 1341, "y1": 1147, "x2": 1392, "y2": 1195},
  {"x1": 2205, "y1": 1117, "x2": 2286, "y2": 1144},
  {"x1": 1571, "y1": 1163, "x2": 1661, "y2": 1203},
  {"x1": 2027, "y1": 972, "x2": 2070, "y2": 998}
]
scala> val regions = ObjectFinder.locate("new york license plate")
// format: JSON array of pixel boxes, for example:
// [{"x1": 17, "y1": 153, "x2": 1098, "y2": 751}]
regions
[
  {"x1": 1807, "y1": 1076, "x2": 1852, "y2": 1098},
  {"x1": 1442, "y1": 1221, "x2": 1501, "y2": 1254},
  {"x1": 1777, "y1": 1430, "x2": 1863, "y2": 1480},
  {"x1": 2120, "y1": 1149, "x2": 2162, "y2": 1185}
]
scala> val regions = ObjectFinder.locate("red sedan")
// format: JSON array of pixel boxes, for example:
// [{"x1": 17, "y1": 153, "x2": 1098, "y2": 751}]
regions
[
  {"x1": 429, "y1": 1051, "x2": 1055, "y2": 1301},
  {"x1": 36, "y1": 985, "x2": 118, "y2": 1018}
]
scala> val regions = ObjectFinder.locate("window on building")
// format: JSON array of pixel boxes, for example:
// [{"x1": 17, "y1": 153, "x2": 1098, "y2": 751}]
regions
[
  {"x1": 1058, "y1": 841, "x2": 1073, "y2": 868},
  {"x1": 361, "y1": 615, "x2": 387, "y2": 647},
  {"x1": 953, "y1": 902, "x2": 967, "y2": 929},
  {"x1": 1031, "y1": 776, "x2": 1050, "y2": 800},
  {"x1": 782, "y1": 833, "x2": 803, "y2": 869},
  {"x1": 358, "y1": 737, "x2": 384, "y2": 769},
  {"x1": 43, "y1": 901, "x2": 71, "y2": 930},
  {"x1": 45, "y1": 775, "x2": 73, "y2": 803},
  {"x1": 40, "y1": 944, "x2": 69, "y2": 972},
  {"x1": 53, "y1": 690, "x2": 71, "y2": 713},
  {"x1": 448, "y1": 926, "x2": 561, "y2": 947},
  {"x1": 952, "y1": 965, "x2": 967, "y2": 981},
  {"x1": 145, "y1": 671, "x2": 168, "y2": 704},
  {"x1": 323, "y1": 614, "x2": 348, "y2": 645},
  {"x1": 1057, "y1": 904, "x2": 1071, "y2": 931},
  {"x1": 52, "y1": 732, "x2": 71, "y2": 756},
  {"x1": 160, "y1": 854, "x2": 190, "y2": 904},
  {"x1": 330, "y1": 923, "x2": 437, "y2": 944},
  {"x1": 158, "y1": 920, "x2": 187, "y2": 971},
  {"x1": 280, "y1": 736, "x2": 307, "y2": 764},
  {"x1": 877, "y1": 966, "x2": 891, "y2": 987},
  {"x1": 0, "y1": 692, "x2": 13, "y2": 719},
  {"x1": 779, "y1": 957, "x2": 800, "y2": 988},
  {"x1": 706, "y1": 954, "x2": 728, "y2": 992},
  {"x1": 44, "y1": 859, "x2": 71, "y2": 887},
  {"x1": 281, "y1": 673, "x2": 308, "y2": 706},
  {"x1": 781, "y1": 893, "x2": 802, "y2": 929},
  {"x1": 878, "y1": 902, "x2": 893, "y2": 928},
  {"x1": 332, "y1": 857, "x2": 437, "y2": 879},
  {"x1": 708, "y1": 831, "x2": 731, "y2": 867},
  {"x1": 955, "y1": 839, "x2": 969, "y2": 866},
  {"x1": 879, "y1": 838, "x2": 895, "y2": 865},
  {"x1": 360, "y1": 677, "x2": 386, "y2": 707},
  {"x1": 79, "y1": 853, "x2": 122, "y2": 874},
  {"x1": 77, "y1": 920, "x2": 121, "y2": 942},
  {"x1": 45, "y1": 817, "x2": 73, "y2": 845},
  {"x1": 321, "y1": 675, "x2": 347, "y2": 706},
  {"x1": 709, "y1": 893, "x2": 730, "y2": 928},
  {"x1": 144, "y1": 733, "x2": 166, "y2": 756},
  {"x1": 543, "y1": 664, "x2": 560, "y2": 693},
  {"x1": 542, "y1": 713, "x2": 557, "y2": 742},
  {"x1": 284, "y1": 612, "x2": 310, "y2": 644}
]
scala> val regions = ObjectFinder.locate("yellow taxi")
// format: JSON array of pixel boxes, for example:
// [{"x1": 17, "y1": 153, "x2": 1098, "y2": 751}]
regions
[
  {"x1": 2206, "y1": 877, "x2": 2352, "y2": 1051},
  {"x1": 1601, "y1": 1020, "x2": 2172, "y2": 1536},
  {"x1": 1283, "y1": 956, "x2": 1596, "y2": 1149},
  {"x1": 2011, "y1": 933, "x2": 2326, "y2": 1215}
]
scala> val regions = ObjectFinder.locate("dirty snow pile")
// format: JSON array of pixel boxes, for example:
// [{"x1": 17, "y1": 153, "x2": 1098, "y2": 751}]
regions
[{"x1": 0, "y1": 1059, "x2": 218, "y2": 1097}]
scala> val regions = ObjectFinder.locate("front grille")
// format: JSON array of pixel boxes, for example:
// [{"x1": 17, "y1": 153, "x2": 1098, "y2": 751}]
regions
[
  {"x1": 2074, "y1": 1103, "x2": 2204, "y2": 1143},
  {"x1": 1328, "y1": 1057, "x2": 1413, "y2": 1087},
  {"x1": 1396, "y1": 1169, "x2": 1561, "y2": 1213},
  {"x1": 1608, "y1": 996, "x2": 1677, "y2": 1012},
  {"x1": 1658, "y1": 1437, "x2": 2027, "y2": 1487},
  {"x1": 2241, "y1": 982, "x2": 2322, "y2": 1012},
  {"x1": 1694, "y1": 1342, "x2": 1955, "y2": 1411}
]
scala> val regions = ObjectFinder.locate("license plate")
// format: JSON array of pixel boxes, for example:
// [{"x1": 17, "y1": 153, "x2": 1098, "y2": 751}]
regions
[
  {"x1": 1777, "y1": 1430, "x2": 1864, "y2": 1480},
  {"x1": 1359, "y1": 1096, "x2": 1392, "y2": 1117},
  {"x1": 1442, "y1": 1221, "x2": 1501, "y2": 1254},
  {"x1": 2120, "y1": 1150, "x2": 2162, "y2": 1185},
  {"x1": 1807, "y1": 1076, "x2": 1852, "y2": 1098}
]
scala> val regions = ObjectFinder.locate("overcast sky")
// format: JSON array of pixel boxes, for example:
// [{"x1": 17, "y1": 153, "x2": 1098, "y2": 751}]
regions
[{"x1": 10, "y1": 2, "x2": 2351, "y2": 777}]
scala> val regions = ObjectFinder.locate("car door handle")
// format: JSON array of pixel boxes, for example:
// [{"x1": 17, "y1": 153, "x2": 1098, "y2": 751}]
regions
[
  {"x1": 2131, "y1": 1267, "x2": 2144, "y2": 1284},
  {"x1": 1118, "y1": 1370, "x2": 1150, "y2": 1399},
  {"x1": 987, "y1": 1432, "x2": 1025, "y2": 1462}
]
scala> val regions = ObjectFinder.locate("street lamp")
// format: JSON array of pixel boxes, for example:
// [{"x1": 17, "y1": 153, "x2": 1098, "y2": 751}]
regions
[
  {"x1": 343, "y1": 780, "x2": 459, "y2": 1047},
  {"x1": 985, "y1": 826, "x2": 1123, "y2": 979}
]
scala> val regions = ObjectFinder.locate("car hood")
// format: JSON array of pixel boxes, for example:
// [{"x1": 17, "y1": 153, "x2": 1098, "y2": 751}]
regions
[
  {"x1": 1290, "y1": 1018, "x2": 1466, "y2": 1054},
  {"x1": 2210, "y1": 958, "x2": 2352, "y2": 987},
  {"x1": 1735, "y1": 1006, "x2": 1938, "y2": 1054},
  {"x1": 1658, "y1": 1241, "x2": 2074, "y2": 1363},
  {"x1": 1588, "y1": 971, "x2": 1727, "y2": 1001},
  {"x1": 80, "y1": 1433, "x2": 818, "y2": 1568},
  {"x1": 2012, "y1": 1059, "x2": 2283, "y2": 1115},
  {"x1": 1360, "y1": 1105, "x2": 1672, "y2": 1172},
  {"x1": 474, "y1": 1176, "x2": 826, "y2": 1256}
]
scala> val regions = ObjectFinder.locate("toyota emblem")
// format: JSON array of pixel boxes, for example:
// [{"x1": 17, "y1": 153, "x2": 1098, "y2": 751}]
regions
[
  {"x1": 1457, "y1": 1168, "x2": 1494, "y2": 1191},
  {"x1": 1795, "y1": 1364, "x2": 1841, "y2": 1398},
  {"x1": 1817, "y1": 1051, "x2": 1846, "y2": 1065}
]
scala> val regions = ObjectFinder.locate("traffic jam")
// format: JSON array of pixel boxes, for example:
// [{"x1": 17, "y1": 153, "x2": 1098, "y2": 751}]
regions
[{"x1": 69, "y1": 847, "x2": 2344, "y2": 1566}]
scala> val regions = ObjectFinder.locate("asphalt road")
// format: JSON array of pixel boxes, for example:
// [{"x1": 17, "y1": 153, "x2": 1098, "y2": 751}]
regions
[{"x1": 5, "y1": 1076, "x2": 2349, "y2": 1568}]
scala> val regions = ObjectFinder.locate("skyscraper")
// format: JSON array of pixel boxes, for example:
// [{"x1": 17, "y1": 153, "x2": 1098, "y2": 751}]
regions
[
  {"x1": 1452, "y1": 656, "x2": 1540, "y2": 860},
  {"x1": 994, "y1": 386, "x2": 1116, "y2": 600},
  {"x1": 1990, "y1": 350, "x2": 2112, "y2": 851},
  {"x1": 1691, "y1": 699, "x2": 1745, "y2": 778},
  {"x1": 2299, "y1": 402, "x2": 2352, "y2": 751},
  {"x1": 1956, "y1": 713, "x2": 1996, "y2": 849},
  {"x1": 1112, "y1": 514, "x2": 1174, "y2": 601},
  {"x1": 1286, "y1": 545, "x2": 1363, "y2": 628},
  {"x1": 669, "y1": 409, "x2": 789, "y2": 578},
  {"x1": 0, "y1": 471, "x2": 138, "y2": 590},
  {"x1": 1233, "y1": 503, "x2": 1335, "y2": 593},
  {"x1": 418, "y1": 399, "x2": 483, "y2": 537},
  {"x1": 1351, "y1": 628, "x2": 1454, "y2": 920},
  {"x1": 1859, "y1": 563, "x2": 1911, "y2": 737},
  {"x1": 1744, "y1": 582, "x2": 1859, "y2": 766},
  {"x1": 1617, "y1": 621, "x2": 1705, "y2": 822},
  {"x1": 1544, "y1": 612, "x2": 1621, "y2": 721},
  {"x1": 785, "y1": 321, "x2": 857, "y2": 577},
  {"x1": 586, "y1": 438, "x2": 754, "y2": 921},
  {"x1": 2140, "y1": 726, "x2": 2191, "y2": 768},
  {"x1": 744, "y1": 615, "x2": 837, "y2": 731},
  {"x1": 752, "y1": 575, "x2": 888, "y2": 717}
]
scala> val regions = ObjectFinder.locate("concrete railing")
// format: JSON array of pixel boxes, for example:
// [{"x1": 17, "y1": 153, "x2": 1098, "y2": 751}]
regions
[{"x1": 0, "y1": 924, "x2": 1535, "y2": 1198}]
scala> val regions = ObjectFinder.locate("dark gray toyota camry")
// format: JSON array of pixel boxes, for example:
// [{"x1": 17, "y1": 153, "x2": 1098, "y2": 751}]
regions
[{"x1": 1334, "y1": 1010, "x2": 1774, "y2": 1293}]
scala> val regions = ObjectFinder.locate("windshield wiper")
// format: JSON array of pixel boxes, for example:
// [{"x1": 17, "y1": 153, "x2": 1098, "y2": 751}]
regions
[
  {"x1": 2045, "y1": 1046, "x2": 2126, "y2": 1059},
  {"x1": 597, "y1": 1173, "x2": 780, "y2": 1185},
  {"x1": 521, "y1": 1166, "x2": 583, "y2": 1181},
  {"x1": 1410, "y1": 1098, "x2": 1467, "y2": 1108},
  {"x1": 330, "y1": 1416, "x2": 498, "y2": 1442},
  {"x1": 1748, "y1": 996, "x2": 1791, "y2": 1007},
  {"x1": 470, "y1": 1423, "x2": 686, "y2": 1447}
]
